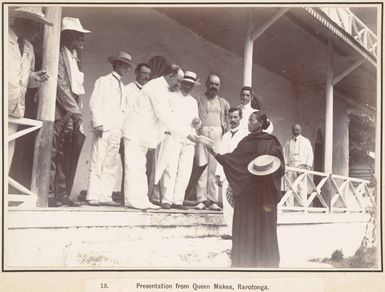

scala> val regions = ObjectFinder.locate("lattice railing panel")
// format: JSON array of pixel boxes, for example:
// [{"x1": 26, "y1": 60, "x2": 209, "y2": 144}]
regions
[{"x1": 279, "y1": 167, "x2": 373, "y2": 213}]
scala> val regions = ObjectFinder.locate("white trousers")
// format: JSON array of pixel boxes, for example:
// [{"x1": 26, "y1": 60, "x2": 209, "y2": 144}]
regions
[
  {"x1": 8, "y1": 123, "x2": 18, "y2": 173},
  {"x1": 87, "y1": 128, "x2": 121, "y2": 202},
  {"x1": 286, "y1": 165, "x2": 308, "y2": 207},
  {"x1": 155, "y1": 141, "x2": 195, "y2": 205},
  {"x1": 196, "y1": 126, "x2": 223, "y2": 203},
  {"x1": 123, "y1": 138, "x2": 155, "y2": 208},
  {"x1": 220, "y1": 179, "x2": 233, "y2": 235}
]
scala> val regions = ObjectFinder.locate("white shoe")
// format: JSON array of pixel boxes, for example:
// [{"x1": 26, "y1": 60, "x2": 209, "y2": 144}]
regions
[
  {"x1": 194, "y1": 202, "x2": 205, "y2": 210},
  {"x1": 209, "y1": 202, "x2": 222, "y2": 211},
  {"x1": 126, "y1": 201, "x2": 160, "y2": 210}
]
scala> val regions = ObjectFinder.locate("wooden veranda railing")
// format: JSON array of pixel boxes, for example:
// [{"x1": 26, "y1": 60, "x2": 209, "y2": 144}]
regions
[
  {"x1": 8, "y1": 117, "x2": 43, "y2": 206},
  {"x1": 319, "y1": 7, "x2": 377, "y2": 56},
  {"x1": 279, "y1": 166, "x2": 375, "y2": 213}
]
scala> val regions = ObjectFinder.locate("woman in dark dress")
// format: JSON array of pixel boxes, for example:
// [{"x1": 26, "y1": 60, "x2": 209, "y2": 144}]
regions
[{"x1": 205, "y1": 111, "x2": 285, "y2": 268}]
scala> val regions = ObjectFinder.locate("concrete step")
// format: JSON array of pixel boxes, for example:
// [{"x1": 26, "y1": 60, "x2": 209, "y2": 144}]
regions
[{"x1": 5, "y1": 207, "x2": 371, "y2": 269}]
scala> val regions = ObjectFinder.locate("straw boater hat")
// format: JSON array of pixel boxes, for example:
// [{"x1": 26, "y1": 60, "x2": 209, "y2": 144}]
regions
[
  {"x1": 107, "y1": 51, "x2": 133, "y2": 67},
  {"x1": 182, "y1": 71, "x2": 200, "y2": 85},
  {"x1": 247, "y1": 155, "x2": 280, "y2": 176},
  {"x1": 61, "y1": 17, "x2": 91, "y2": 33},
  {"x1": 12, "y1": 7, "x2": 53, "y2": 26}
]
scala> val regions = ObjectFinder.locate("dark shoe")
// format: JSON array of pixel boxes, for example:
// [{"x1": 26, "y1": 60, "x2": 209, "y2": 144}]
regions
[
  {"x1": 68, "y1": 200, "x2": 82, "y2": 207},
  {"x1": 48, "y1": 199, "x2": 63, "y2": 207},
  {"x1": 100, "y1": 201, "x2": 121, "y2": 207},
  {"x1": 161, "y1": 203, "x2": 172, "y2": 209},
  {"x1": 172, "y1": 204, "x2": 188, "y2": 210},
  {"x1": 111, "y1": 191, "x2": 123, "y2": 203},
  {"x1": 79, "y1": 190, "x2": 87, "y2": 202},
  {"x1": 221, "y1": 234, "x2": 232, "y2": 240}
]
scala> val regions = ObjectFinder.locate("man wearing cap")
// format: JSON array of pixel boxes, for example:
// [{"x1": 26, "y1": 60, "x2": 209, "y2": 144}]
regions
[
  {"x1": 195, "y1": 75, "x2": 230, "y2": 210},
  {"x1": 49, "y1": 17, "x2": 91, "y2": 207},
  {"x1": 86, "y1": 52, "x2": 133, "y2": 206},
  {"x1": 238, "y1": 86, "x2": 273, "y2": 134},
  {"x1": 284, "y1": 124, "x2": 314, "y2": 206},
  {"x1": 122, "y1": 64, "x2": 188, "y2": 210},
  {"x1": 8, "y1": 7, "x2": 51, "y2": 172},
  {"x1": 152, "y1": 71, "x2": 201, "y2": 209}
]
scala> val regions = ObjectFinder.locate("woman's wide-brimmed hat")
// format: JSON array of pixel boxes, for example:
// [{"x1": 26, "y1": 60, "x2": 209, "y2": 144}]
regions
[
  {"x1": 247, "y1": 155, "x2": 280, "y2": 176},
  {"x1": 61, "y1": 17, "x2": 91, "y2": 33},
  {"x1": 12, "y1": 7, "x2": 53, "y2": 26},
  {"x1": 107, "y1": 51, "x2": 133, "y2": 67}
]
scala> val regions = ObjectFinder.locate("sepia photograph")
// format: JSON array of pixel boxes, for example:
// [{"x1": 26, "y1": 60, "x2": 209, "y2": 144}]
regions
[{"x1": 1, "y1": 1, "x2": 383, "y2": 286}]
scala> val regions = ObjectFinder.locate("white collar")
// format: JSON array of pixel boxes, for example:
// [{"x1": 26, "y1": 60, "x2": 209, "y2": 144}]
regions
[
  {"x1": 135, "y1": 81, "x2": 143, "y2": 89},
  {"x1": 231, "y1": 126, "x2": 240, "y2": 133}
]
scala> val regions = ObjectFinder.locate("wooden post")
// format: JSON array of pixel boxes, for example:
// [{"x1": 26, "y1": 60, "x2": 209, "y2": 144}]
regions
[
  {"x1": 324, "y1": 38, "x2": 334, "y2": 174},
  {"x1": 243, "y1": 10, "x2": 254, "y2": 86},
  {"x1": 31, "y1": 7, "x2": 62, "y2": 207}
]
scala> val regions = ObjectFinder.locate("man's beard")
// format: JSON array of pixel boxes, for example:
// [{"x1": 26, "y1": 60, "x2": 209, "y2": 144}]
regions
[{"x1": 205, "y1": 88, "x2": 218, "y2": 99}]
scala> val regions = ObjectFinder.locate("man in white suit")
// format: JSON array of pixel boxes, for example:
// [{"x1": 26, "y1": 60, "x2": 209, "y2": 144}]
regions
[
  {"x1": 153, "y1": 71, "x2": 201, "y2": 209},
  {"x1": 284, "y1": 124, "x2": 314, "y2": 206},
  {"x1": 87, "y1": 51, "x2": 133, "y2": 206},
  {"x1": 216, "y1": 107, "x2": 249, "y2": 237},
  {"x1": 123, "y1": 64, "x2": 187, "y2": 210}
]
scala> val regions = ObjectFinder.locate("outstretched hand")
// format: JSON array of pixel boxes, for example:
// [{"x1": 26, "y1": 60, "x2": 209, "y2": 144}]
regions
[{"x1": 33, "y1": 70, "x2": 50, "y2": 82}]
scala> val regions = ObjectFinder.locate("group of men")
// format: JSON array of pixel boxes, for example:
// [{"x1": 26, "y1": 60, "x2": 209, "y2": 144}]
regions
[{"x1": 8, "y1": 7, "x2": 315, "y2": 212}]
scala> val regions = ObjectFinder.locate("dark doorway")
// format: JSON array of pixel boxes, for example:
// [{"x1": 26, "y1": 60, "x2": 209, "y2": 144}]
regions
[{"x1": 314, "y1": 128, "x2": 324, "y2": 183}]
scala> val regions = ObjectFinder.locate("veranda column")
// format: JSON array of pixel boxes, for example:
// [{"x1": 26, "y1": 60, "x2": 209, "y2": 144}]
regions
[
  {"x1": 324, "y1": 38, "x2": 334, "y2": 174},
  {"x1": 243, "y1": 10, "x2": 254, "y2": 86},
  {"x1": 31, "y1": 7, "x2": 62, "y2": 207}
]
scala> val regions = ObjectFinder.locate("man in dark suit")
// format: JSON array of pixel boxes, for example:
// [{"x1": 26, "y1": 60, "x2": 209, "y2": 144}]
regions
[{"x1": 49, "y1": 17, "x2": 91, "y2": 207}]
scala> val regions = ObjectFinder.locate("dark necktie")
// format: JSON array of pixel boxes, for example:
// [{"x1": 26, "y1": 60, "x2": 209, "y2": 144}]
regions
[
  {"x1": 231, "y1": 130, "x2": 238, "y2": 138},
  {"x1": 17, "y1": 38, "x2": 24, "y2": 56},
  {"x1": 113, "y1": 74, "x2": 124, "y2": 109}
]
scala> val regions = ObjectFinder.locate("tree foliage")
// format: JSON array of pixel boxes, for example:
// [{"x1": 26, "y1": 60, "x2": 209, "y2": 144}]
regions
[{"x1": 349, "y1": 112, "x2": 375, "y2": 163}]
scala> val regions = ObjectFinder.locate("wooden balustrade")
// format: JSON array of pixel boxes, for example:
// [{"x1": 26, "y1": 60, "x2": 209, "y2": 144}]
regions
[
  {"x1": 278, "y1": 166, "x2": 374, "y2": 213},
  {"x1": 319, "y1": 7, "x2": 377, "y2": 56}
]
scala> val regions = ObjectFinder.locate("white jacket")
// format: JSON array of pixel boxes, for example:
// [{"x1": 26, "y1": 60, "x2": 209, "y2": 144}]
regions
[{"x1": 89, "y1": 72, "x2": 127, "y2": 131}]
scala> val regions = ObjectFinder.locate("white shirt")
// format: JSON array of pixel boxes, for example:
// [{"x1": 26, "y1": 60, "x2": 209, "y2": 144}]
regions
[
  {"x1": 125, "y1": 81, "x2": 142, "y2": 111},
  {"x1": 284, "y1": 134, "x2": 314, "y2": 168},
  {"x1": 123, "y1": 76, "x2": 189, "y2": 148},
  {"x1": 169, "y1": 91, "x2": 199, "y2": 144},
  {"x1": 89, "y1": 71, "x2": 126, "y2": 131},
  {"x1": 239, "y1": 102, "x2": 274, "y2": 134},
  {"x1": 216, "y1": 125, "x2": 249, "y2": 179},
  {"x1": 64, "y1": 46, "x2": 85, "y2": 95},
  {"x1": 8, "y1": 28, "x2": 37, "y2": 118}
]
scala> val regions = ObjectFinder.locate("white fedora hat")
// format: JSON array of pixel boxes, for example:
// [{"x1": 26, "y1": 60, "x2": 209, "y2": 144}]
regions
[
  {"x1": 182, "y1": 71, "x2": 200, "y2": 85},
  {"x1": 61, "y1": 17, "x2": 91, "y2": 33},
  {"x1": 247, "y1": 155, "x2": 281, "y2": 176},
  {"x1": 107, "y1": 51, "x2": 134, "y2": 66},
  {"x1": 12, "y1": 6, "x2": 53, "y2": 26}
]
